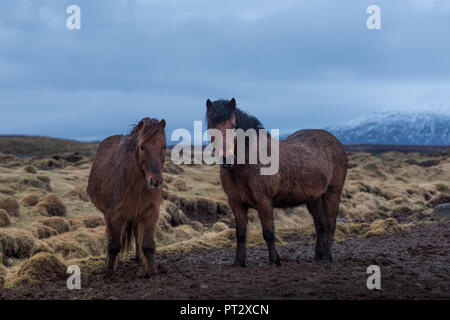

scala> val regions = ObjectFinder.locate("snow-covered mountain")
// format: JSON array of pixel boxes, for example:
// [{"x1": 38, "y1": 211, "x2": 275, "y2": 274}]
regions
[{"x1": 325, "y1": 111, "x2": 450, "y2": 145}]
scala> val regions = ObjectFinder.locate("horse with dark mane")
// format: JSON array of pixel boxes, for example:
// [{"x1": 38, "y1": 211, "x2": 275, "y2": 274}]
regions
[
  {"x1": 87, "y1": 118, "x2": 166, "y2": 278},
  {"x1": 206, "y1": 98, "x2": 347, "y2": 266}
]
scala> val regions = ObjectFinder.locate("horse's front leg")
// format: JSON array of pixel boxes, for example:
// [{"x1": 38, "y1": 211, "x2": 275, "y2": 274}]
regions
[
  {"x1": 105, "y1": 217, "x2": 124, "y2": 277},
  {"x1": 139, "y1": 210, "x2": 159, "y2": 278},
  {"x1": 256, "y1": 202, "x2": 281, "y2": 266},
  {"x1": 230, "y1": 202, "x2": 248, "y2": 267}
]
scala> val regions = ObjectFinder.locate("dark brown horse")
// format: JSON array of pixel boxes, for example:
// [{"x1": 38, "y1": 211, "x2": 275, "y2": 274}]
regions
[
  {"x1": 206, "y1": 98, "x2": 347, "y2": 266},
  {"x1": 87, "y1": 118, "x2": 166, "y2": 278}
]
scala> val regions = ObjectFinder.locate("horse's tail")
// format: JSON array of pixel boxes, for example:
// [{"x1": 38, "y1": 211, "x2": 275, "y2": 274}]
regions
[{"x1": 120, "y1": 218, "x2": 136, "y2": 255}]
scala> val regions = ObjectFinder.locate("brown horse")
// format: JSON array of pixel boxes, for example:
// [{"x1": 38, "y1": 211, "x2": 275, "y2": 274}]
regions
[
  {"x1": 87, "y1": 118, "x2": 166, "y2": 278},
  {"x1": 206, "y1": 98, "x2": 348, "y2": 266}
]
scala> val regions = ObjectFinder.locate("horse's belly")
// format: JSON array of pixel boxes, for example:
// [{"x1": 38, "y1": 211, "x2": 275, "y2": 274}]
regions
[
  {"x1": 272, "y1": 179, "x2": 327, "y2": 207},
  {"x1": 272, "y1": 196, "x2": 306, "y2": 208}
]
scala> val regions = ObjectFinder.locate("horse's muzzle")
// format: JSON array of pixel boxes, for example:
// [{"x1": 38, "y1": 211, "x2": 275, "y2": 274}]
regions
[{"x1": 149, "y1": 177, "x2": 163, "y2": 189}]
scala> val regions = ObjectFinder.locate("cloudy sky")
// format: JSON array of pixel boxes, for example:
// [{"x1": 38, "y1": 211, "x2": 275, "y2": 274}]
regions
[{"x1": 1, "y1": 0, "x2": 449, "y2": 141}]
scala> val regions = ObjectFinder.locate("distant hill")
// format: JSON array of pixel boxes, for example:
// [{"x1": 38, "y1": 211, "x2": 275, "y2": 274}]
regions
[
  {"x1": 3, "y1": 110, "x2": 450, "y2": 158},
  {"x1": 0, "y1": 136, "x2": 99, "y2": 158},
  {"x1": 325, "y1": 111, "x2": 450, "y2": 145}
]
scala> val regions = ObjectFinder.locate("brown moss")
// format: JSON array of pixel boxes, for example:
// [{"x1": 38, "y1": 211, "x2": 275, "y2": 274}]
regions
[
  {"x1": 364, "y1": 218, "x2": 401, "y2": 237},
  {"x1": 66, "y1": 186, "x2": 89, "y2": 202},
  {"x1": 365, "y1": 210, "x2": 389, "y2": 222},
  {"x1": 0, "y1": 186, "x2": 15, "y2": 195},
  {"x1": 21, "y1": 175, "x2": 52, "y2": 191},
  {"x1": 0, "y1": 197, "x2": 19, "y2": 216},
  {"x1": 170, "y1": 197, "x2": 229, "y2": 226},
  {"x1": 427, "y1": 194, "x2": 450, "y2": 208},
  {"x1": 30, "y1": 223, "x2": 58, "y2": 239},
  {"x1": 434, "y1": 183, "x2": 449, "y2": 194},
  {"x1": 21, "y1": 193, "x2": 41, "y2": 207},
  {"x1": 35, "y1": 194, "x2": 67, "y2": 217},
  {"x1": 45, "y1": 228, "x2": 106, "y2": 259},
  {"x1": 8, "y1": 252, "x2": 66, "y2": 287},
  {"x1": 83, "y1": 216, "x2": 105, "y2": 228},
  {"x1": 155, "y1": 226, "x2": 176, "y2": 247},
  {"x1": 334, "y1": 222, "x2": 371, "y2": 240},
  {"x1": 41, "y1": 217, "x2": 71, "y2": 234},
  {"x1": 0, "y1": 209, "x2": 11, "y2": 227},
  {"x1": 0, "y1": 263, "x2": 6, "y2": 287},
  {"x1": 165, "y1": 203, "x2": 188, "y2": 226},
  {"x1": 36, "y1": 175, "x2": 51, "y2": 185},
  {"x1": 23, "y1": 165, "x2": 38, "y2": 174},
  {"x1": 212, "y1": 222, "x2": 228, "y2": 232},
  {"x1": 172, "y1": 178, "x2": 188, "y2": 191},
  {"x1": 164, "y1": 175, "x2": 174, "y2": 183},
  {"x1": 35, "y1": 158, "x2": 61, "y2": 170},
  {"x1": 0, "y1": 228, "x2": 49, "y2": 259},
  {"x1": 163, "y1": 161, "x2": 184, "y2": 174}
]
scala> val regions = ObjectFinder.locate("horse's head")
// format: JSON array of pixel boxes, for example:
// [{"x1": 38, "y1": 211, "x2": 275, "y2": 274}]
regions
[
  {"x1": 135, "y1": 118, "x2": 167, "y2": 189},
  {"x1": 206, "y1": 98, "x2": 237, "y2": 169}
]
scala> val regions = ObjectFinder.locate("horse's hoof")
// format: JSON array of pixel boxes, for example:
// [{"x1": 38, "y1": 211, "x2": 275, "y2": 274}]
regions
[
  {"x1": 314, "y1": 253, "x2": 332, "y2": 263},
  {"x1": 104, "y1": 271, "x2": 114, "y2": 279},
  {"x1": 233, "y1": 260, "x2": 246, "y2": 268},
  {"x1": 144, "y1": 273, "x2": 153, "y2": 279},
  {"x1": 269, "y1": 259, "x2": 281, "y2": 267},
  {"x1": 314, "y1": 252, "x2": 324, "y2": 261},
  {"x1": 142, "y1": 269, "x2": 157, "y2": 279},
  {"x1": 137, "y1": 265, "x2": 157, "y2": 279}
]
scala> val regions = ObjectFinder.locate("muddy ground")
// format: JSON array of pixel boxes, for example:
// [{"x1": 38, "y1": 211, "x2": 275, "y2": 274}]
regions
[{"x1": 1, "y1": 219, "x2": 448, "y2": 300}]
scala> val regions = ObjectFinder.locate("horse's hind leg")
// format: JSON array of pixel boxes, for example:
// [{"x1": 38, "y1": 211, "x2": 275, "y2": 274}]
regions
[
  {"x1": 133, "y1": 222, "x2": 141, "y2": 263},
  {"x1": 256, "y1": 201, "x2": 281, "y2": 266},
  {"x1": 105, "y1": 218, "x2": 123, "y2": 277},
  {"x1": 307, "y1": 189, "x2": 339, "y2": 262}
]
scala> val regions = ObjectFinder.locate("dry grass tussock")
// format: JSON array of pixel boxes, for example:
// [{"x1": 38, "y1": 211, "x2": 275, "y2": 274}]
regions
[
  {"x1": 21, "y1": 193, "x2": 41, "y2": 207},
  {"x1": 7, "y1": 252, "x2": 67, "y2": 287},
  {"x1": 0, "y1": 209, "x2": 11, "y2": 227},
  {"x1": 34, "y1": 194, "x2": 67, "y2": 217},
  {"x1": 0, "y1": 197, "x2": 19, "y2": 216}
]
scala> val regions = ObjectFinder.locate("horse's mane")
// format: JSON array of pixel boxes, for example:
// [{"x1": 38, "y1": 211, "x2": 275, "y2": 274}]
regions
[
  {"x1": 206, "y1": 99, "x2": 267, "y2": 133},
  {"x1": 126, "y1": 118, "x2": 165, "y2": 152}
]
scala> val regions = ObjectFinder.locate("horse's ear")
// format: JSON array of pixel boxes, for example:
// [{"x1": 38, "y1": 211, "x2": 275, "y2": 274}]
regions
[
  {"x1": 229, "y1": 98, "x2": 236, "y2": 111},
  {"x1": 160, "y1": 119, "x2": 166, "y2": 129},
  {"x1": 206, "y1": 99, "x2": 213, "y2": 110}
]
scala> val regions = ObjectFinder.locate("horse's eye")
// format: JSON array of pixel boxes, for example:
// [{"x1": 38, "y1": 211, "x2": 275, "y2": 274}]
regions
[{"x1": 140, "y1": 146, "x2": 144, "y2": 151}]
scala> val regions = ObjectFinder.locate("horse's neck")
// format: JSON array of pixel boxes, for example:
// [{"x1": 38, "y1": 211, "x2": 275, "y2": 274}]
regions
[
  {"x1": 118, "y1": 140, "x2": 145, "y2": 187},
  {"x1": 242, "y1": 134, "x2": 274, "y2": 157}
]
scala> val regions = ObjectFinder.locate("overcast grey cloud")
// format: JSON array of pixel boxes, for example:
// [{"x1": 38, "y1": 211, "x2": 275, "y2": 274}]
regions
[{"x1": 0, "y1": 0, "x2": 449, "y2": 141}]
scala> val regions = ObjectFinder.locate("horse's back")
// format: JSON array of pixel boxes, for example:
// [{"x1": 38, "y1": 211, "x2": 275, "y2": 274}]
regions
[
  {"x1": 281, "y1": 129, "x2": 347, "y2": 189},
  {"x1": 87, "y1": 135, "x2": 124, "y2": 213},
  {"x1": 285, "y1": 129, "x2": 346, "y2": 160},
  {"x1": 95, "y1": 135, "x2": 123, "y2": 160},
  {"x1": 286, "y1": 129, "x2": 340, "y2": 146}
]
